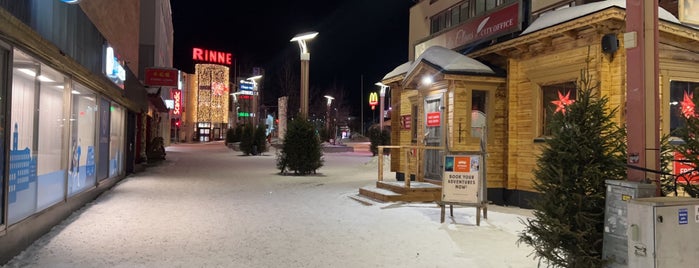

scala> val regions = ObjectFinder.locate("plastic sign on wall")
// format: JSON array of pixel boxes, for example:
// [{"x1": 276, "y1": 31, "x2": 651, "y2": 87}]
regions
[
  {"x1": 369, "y1": 92, "x2": 378, "y2": 110},
  {"x1": 192, "y1": 47, "x2": 233, "y2": 65},
  {"x1": 442, "y1": 155, "x2": 481, "y2": 204},
  {"x1": 426, "y1": 112, "x2": 441, "y2": 127}
]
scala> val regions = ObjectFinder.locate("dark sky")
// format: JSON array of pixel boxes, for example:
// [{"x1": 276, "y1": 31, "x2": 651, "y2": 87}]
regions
[{"x1": 171, "y1": 0, "x2": 415, "y2": 117}]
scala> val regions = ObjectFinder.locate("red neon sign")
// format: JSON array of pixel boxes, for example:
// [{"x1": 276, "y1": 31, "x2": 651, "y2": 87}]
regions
[
  {"x1": 171, "y1": 89, "x2": 182, "y2": 115},
  {"x1": 192, "y1": 48, "x2": 233, "y2": 65}
]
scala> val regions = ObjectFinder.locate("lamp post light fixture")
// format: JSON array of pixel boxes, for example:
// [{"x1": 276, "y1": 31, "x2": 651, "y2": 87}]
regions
[
  {"x1": 324, "y1": 95, "x2": 334, "y2": 141},
  {"x1": 375, "y1": 82, "x2": 389, "y2": 130},
  {"x1": 291, "y1": 31, "x2": 318, "y2": 118}
]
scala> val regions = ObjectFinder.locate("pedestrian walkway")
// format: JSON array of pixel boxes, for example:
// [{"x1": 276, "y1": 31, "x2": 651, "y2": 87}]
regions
[{"x1": 2, "y1": 141, "x2": 537, "y2": 268}]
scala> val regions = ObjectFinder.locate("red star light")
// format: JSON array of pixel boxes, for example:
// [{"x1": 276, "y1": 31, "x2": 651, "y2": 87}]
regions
[
  {"x1": 551, "y1": 90, "x2": 575, "y2": 114},
  {"x1": 680, "y1": 91, "x2": 696, "y2": 118}
]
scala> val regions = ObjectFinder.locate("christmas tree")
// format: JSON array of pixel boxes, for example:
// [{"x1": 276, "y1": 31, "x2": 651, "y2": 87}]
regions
[
  {"x1": 277, "y1": 116, "x2": 323, "y2": 175},
  {"x1": 517, "y1": 66, "x2": 627, "y2": 267}
]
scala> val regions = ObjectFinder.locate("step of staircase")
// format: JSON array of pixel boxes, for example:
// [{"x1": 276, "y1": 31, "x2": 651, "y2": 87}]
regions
[{"x1": 358, "y1": 182, "x2": 442, "y2": 202}]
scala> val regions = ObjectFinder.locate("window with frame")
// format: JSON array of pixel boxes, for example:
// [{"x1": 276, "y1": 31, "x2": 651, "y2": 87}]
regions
[
  {"x1": 542, "y1": 82, "x2": 577, "y2": 136},
  {"x1": 669, "y1": 81, "x2": 699, "y2": 134}
]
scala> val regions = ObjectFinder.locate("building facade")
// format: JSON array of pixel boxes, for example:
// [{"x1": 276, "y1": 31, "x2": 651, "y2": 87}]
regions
[
  {"x1": 385, "y1": 0, "x2": 699, "y2": 207},
  {"x1": 0, "y1": 0, "x2": 173, "y2": 263}
]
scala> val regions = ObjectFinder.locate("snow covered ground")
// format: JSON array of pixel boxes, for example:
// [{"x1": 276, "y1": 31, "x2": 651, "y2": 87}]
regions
[{"x1": 2, "y1": 141, "x2": 539, "y2": 268}]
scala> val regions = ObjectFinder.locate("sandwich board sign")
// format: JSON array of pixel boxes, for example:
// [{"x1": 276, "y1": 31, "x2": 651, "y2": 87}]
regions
[{"x1": 442, "y1": 154, "x2": 481, "y2": 204}]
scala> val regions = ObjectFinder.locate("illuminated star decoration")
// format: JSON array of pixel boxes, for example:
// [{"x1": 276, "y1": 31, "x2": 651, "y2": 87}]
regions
[
  {"x1": 680, "y1": 91, "x2": 696, "y2": 118},
  {"x1": 551, "y1": 90, "x2": 575, "y2": 114}
]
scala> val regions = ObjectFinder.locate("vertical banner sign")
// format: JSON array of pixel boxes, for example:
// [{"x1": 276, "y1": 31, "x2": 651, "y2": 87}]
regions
[
  {"x1": 171, "y1": 89, "x2": 182, "y2": 115},
  {"x1": 442, "y1": 155, "x2": 480, "y2": 203},
  {"x1": 98, "y1": 97, "x2": 111, "y2": 181}
]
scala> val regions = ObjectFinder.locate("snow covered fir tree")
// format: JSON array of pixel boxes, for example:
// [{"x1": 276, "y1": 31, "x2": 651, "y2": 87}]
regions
[
  {"x1": 517, "y1": 66, "x2": 627, "y2": 267},
  {"x1": 277, "y1": 116, "x2": 324, "y2": 175}
]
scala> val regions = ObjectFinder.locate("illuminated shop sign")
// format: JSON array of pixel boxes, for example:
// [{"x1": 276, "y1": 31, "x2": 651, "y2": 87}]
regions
[
  {"x1": 414, "y1": 3, "x2": 521, "y2": 57},
  {"x1": 104, "y1": 46, "x2": 126, "y2": 89},
  {"x1": 240, "y1": 80, "x2": 254, "y2": 91},
  {"x1": 192, "y1": 47, "x2": 233, "y2": 65},
  {"x1": 369, "y1": 92, "x2": 378, "y2": 110},
  {"x1": 145, "y1": 68, "x2": 178, "y2": 87},
  {"x1": 171, "y1": 89, "x2": 182, "y2": 115}
]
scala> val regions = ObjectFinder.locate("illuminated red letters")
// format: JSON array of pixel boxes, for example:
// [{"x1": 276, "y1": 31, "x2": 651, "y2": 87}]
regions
[{"x1": 192, "y1": 48, "x2": 232, "y2": 65}]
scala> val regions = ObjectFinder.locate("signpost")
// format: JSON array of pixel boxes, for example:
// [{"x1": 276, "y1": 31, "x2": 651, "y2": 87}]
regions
[{"x1": 440, "y1": 152, "x2": 488, "y2": 225}]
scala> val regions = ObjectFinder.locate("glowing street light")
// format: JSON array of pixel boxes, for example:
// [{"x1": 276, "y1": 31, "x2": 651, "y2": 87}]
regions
[
  {"x1": 291, "y1": 31, "x2": 318, "y2": 118},
  {"x1": 375, "y1": 82, "x2": 389, "y2": 130}
]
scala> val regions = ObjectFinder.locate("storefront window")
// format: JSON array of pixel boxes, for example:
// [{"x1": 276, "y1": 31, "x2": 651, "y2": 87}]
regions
[
  {"x1": 9, "y1": 49, "x2": 68, "y2": 223},
  {"x1": 669, "y1": 81, "x2": 699, "y2": 134},
  {"x1": 68, "y1": 83, "x2": 97, "y2": 196},
  {"x1": 542, "y1": 82, "x2": 577, "y2": 136},
  {"x1": 109, "y1": 103, "x2": 125, "y2": 177},
  {"x1": 0, "y1": 46, "x2": 8, "y2": 226}
]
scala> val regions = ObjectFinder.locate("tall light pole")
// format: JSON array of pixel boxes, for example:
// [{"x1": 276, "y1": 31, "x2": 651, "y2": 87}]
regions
[
  {"x1": 324, "y1": 95, "x2": 334, "y2": 141},
  {"x1": 291, "y1": 31, "x2": 318, "y2": 118},
  {"x1": 375, "y1": 82, "x2": 389, "y2": 130}
]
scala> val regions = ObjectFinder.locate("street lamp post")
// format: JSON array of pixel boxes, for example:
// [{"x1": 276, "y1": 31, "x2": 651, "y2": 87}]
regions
[
  {"x1": 247, "y1": 75, "x2": 262, "y2": 126},
  {"x1": 375, "y1": 82, "x2": 389, "y2": 130},
  {"x1": 324, "y1": 95, "x2": 334, "y2": 142},
  {"x1": 291, "y1": 31, "x2": 318, "y2": 118}
]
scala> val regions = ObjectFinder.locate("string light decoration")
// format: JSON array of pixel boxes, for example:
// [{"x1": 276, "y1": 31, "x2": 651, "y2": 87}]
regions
[{"x1": 195, "y1": 64, "x2": 230, "y2": 124}]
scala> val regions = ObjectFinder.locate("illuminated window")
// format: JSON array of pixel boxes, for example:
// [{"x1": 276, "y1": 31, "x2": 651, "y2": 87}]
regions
[
  {"x1": 542, "y1": 82, "x2": 577, "y2": 136},
  {"x1": 669, "y1": 81, "x2": 699, "y2": 134}
]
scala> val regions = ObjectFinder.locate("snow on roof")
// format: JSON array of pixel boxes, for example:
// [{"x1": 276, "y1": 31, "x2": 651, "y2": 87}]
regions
[
  {"x1": 521, "y1": 0, "x2": 681, "y2": 35},
  {"x1": 382, "y1": 61, "x2": 413, "y2": 80},
  {"x1": 404, "y1": 46, "x2": 494, "y2": 80}
]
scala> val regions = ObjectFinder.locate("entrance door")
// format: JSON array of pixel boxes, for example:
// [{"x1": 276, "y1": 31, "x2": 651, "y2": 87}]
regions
[{"x1": 424, "y1": 95, "x2": 443, "y2": 180}]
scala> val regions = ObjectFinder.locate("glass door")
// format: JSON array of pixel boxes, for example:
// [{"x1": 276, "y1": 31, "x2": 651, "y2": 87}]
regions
[{"x1": 424, "y1": 94, "x2": 443, "y2": 180}]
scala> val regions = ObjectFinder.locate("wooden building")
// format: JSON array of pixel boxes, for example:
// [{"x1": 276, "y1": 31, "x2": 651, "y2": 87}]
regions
[{"x1": 363, "y1": 0, "x2": 699, "y2": 208}]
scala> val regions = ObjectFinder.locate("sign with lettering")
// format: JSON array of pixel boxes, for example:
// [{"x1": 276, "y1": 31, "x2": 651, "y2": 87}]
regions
[
  {"x1": 171, "y1": 89, "x2": 182, "y2": 115},
  {"x1": 414, "y1": 3, "x2": 521, "y2": 58},
  {"x1": 442, "y1": 155, "x2": 481, "y2": 204},
  {"x1": 426, "y1": 112, "x2": 441, "y2": 127},
  {"x1": 145, "y1": 68, "x2": 178, "y2": 87},
  {"x1": 673, "y1": 151, "x2": 699, "y2": 184},
  {"x1": 401, "y1": 115, "x2": 411, "y2": 130},
  {"x1": 192, "y1": 47, "x2": 233, "y2": 65}
]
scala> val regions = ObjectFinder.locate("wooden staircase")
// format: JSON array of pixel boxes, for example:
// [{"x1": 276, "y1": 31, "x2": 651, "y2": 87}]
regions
[{"x1": 359, "y1": 181, "x2": 442, "y2": 202}]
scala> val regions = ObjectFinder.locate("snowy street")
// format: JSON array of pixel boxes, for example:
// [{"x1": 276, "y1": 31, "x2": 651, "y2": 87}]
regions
[{"x1": 3, "y1": 142, "x2": 538, "y2": 268}]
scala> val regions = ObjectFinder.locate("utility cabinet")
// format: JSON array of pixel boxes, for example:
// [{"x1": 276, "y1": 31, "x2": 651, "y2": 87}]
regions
[
  {"x1": 627, "y1": 197, "x2": 699, "y2": 268},
  {"x1": 603, "y1": 180, "x2": 656, "y2": 267}
]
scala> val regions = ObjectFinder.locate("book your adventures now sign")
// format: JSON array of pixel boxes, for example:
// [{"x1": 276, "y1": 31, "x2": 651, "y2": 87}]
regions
[{"x1": 442, "y1": 155, "x2": 481, "y2": 204}]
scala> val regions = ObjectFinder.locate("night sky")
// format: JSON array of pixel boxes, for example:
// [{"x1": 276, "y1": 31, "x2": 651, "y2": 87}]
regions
[{"x1": 171, "y1": 0, "x2": 415, "y2": 117}]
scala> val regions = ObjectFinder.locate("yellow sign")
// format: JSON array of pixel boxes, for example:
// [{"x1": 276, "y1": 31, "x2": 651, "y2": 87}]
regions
[{"x1": 369, "y1": 92, "x2": 378, "y2": 106}]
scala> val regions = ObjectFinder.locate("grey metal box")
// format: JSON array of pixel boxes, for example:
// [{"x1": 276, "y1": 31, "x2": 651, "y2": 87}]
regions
[
  {"x1": 603, "y1": 180, "x2": 656, "y2": 267},
  {"x1": 627, "y1": 197, "x2": 699, "y2": 268}
]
